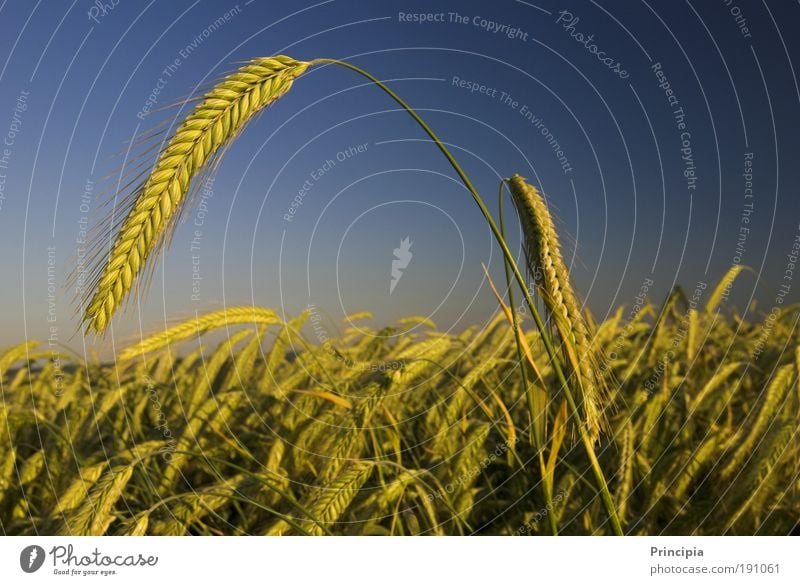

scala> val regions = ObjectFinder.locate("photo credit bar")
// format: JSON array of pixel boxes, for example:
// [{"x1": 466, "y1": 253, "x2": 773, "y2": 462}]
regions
[{"x1": 0, "y1": 537, "x2": 796, "y2": 583}]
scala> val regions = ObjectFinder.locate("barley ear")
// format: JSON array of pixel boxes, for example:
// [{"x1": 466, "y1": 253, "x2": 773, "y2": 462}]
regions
[
  {"x1": 118, "y1": 306, "x2": 282, "y2": 360},
  {"x1": 506, "y1": 174, "x2": 606, "y2": 439},
  {"x1": 83, "y1": 56, "x2": 311, "y2": 333}
]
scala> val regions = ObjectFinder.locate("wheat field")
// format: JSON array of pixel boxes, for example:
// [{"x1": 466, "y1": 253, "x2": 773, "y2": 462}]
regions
[{"x1": 1, "y1": 55, "x2": 798, "y2": 536}]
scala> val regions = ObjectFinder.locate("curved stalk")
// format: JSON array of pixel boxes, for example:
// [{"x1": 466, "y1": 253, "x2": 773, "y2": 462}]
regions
[
  {"x1": 499, "y1": 180, "x2": 559, "y2": 536},
  {"x1": 312, "y1": 58, "x2": 621, "y2": 535}
]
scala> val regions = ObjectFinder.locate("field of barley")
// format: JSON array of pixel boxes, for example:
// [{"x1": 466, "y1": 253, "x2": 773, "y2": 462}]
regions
[
  {"x1": 2, "y1": 54, "x2": 798, "y2": 537},
  {"x1": 1, "y1": 270, "x2": 798, "y2": 535}
]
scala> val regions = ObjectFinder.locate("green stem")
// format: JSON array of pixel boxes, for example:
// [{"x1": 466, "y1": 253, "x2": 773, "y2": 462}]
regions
[
  {"x1": 312, "y1": 57, "x2": 622, "y2": 535},
  {"x1": 499, "y1": 180, "x2": 558, "y2": 536}
]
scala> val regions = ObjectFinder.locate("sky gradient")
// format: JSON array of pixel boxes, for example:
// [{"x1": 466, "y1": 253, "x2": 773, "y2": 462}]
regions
[{"x1": 0, "y1": 0, "x2": 798, "y2": 354}]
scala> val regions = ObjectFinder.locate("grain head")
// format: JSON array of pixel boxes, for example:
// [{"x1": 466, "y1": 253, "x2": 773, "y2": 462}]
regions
[
  {"x1": 83, "y1": 56, "x2": 311, "y2": 333},
  {"x1": 506, "y1": 173, "x2": 606, "y2": 439}
]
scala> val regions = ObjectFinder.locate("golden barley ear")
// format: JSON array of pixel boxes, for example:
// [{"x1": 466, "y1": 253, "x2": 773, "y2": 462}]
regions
[
  {"x1": 82, "y1": 55, "x2": 311, "y2": 334},
  {"x1": 117, "y1": 306, "x2": 282, "y2": 361},
  {"x1": 505, "y1": 173, "x2": 607, "y2": 440}
]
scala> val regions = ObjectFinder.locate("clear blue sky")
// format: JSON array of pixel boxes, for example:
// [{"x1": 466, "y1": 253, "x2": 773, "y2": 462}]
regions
[{"x1": 0, "y1": 0, "x2": 798, "y2": 353}]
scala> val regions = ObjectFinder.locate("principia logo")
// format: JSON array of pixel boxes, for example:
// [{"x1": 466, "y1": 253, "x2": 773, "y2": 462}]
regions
[{"x1": 19, "y1": 544, "x2": 158, "y2": 575}]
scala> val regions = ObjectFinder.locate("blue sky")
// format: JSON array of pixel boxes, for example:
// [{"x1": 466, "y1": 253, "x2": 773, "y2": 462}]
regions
[{"x1": 0, "y1": 0, "x2": 798, "y2": 352}]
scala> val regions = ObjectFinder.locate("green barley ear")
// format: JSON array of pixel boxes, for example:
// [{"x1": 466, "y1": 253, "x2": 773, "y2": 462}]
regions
[
  {"x1": 505, "y1": 174, "x2": 606, "y2": 439},
  {"x1": 83, "y1": 56, "x2": 311, "y2": 333}
]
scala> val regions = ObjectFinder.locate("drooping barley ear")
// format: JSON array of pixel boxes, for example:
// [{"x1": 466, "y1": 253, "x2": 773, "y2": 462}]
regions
[
  {"x1": 60, "y1": 464, "x2": 135, "y2": 535},
  {"x1": 506, "y1": 174, "x2": 606, "y2": 439},
  {"x1": 300, "y1": 461, "x2": 373, "y2": 535},
  {"x1": 51, "y1": 462, "x2": 107, "y2": 517},
  {"x1": 719, "y1": 363, "x2": 795, "y2": 481},
  {"x1": 118, "y1": 306, "x2": 282, "y2": 361},
  {"x1": 83, "y1": 56, "x2": 311, "y2": 333}
]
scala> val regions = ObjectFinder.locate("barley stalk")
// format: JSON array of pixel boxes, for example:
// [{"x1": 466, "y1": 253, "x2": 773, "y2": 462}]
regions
[
  {"x1": 83, "y1": 56, "x2": 310, "y2": 333},
  {"x1": 76, "y1": 53, "x2": 630, "y2": 533},
  {"x1": 506, "y1": 174, "x2": 605, "y2": 439}
]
